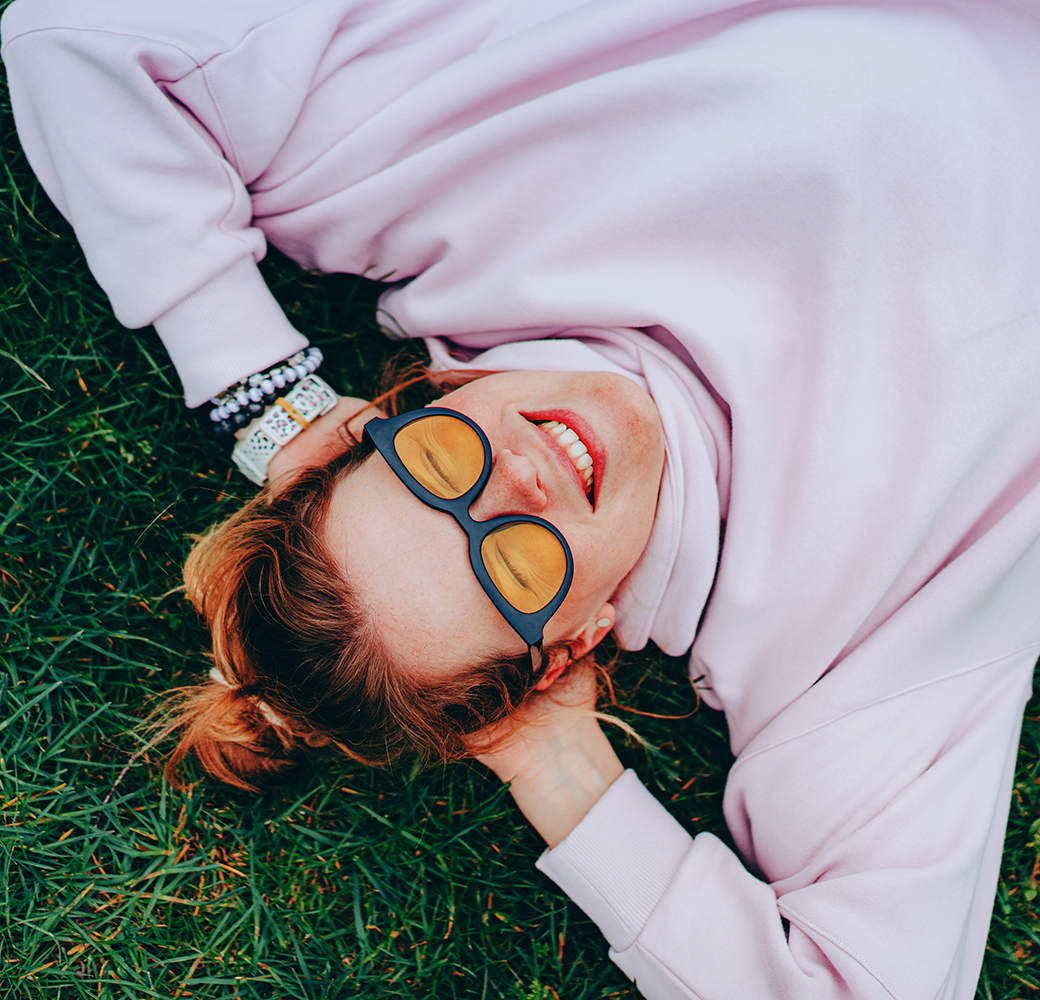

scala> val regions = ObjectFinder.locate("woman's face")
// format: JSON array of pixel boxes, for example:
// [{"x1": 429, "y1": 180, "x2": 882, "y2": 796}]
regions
[{"x1": 324, "y1": 371, "x2": 666, "y2": 677}]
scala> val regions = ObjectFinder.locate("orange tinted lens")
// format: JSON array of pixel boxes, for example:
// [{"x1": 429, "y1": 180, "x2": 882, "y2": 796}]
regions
[
  {"x1": 394, "y1": 415, "x2": 485, "y2": 499},
  {"x1": 480, "y1": 522, "x2": 568, "y2": 614}
]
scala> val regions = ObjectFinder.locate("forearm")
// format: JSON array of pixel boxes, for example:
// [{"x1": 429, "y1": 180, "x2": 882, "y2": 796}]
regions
[{"x1": 489, "y1": 717, "x2": 624, "y2": 848}]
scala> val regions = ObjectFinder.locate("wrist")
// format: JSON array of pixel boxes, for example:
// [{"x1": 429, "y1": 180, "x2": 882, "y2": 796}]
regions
[
  {"x1": 499, "y1": 718, "x2": 624, "y2": 847},
  {"x1": 229, "y1": 373, "x2": 339, "y2": 485}
]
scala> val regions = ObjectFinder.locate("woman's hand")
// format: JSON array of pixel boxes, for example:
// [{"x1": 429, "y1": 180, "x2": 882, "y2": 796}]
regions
[{"x1": 475, "y1": 667, "x2": 624, "y2": 848}]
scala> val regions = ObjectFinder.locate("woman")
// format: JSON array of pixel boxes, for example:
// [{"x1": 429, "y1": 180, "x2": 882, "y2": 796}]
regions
[{"x1": 4, "y1": 0, "x2": 1040, "y2": 996}]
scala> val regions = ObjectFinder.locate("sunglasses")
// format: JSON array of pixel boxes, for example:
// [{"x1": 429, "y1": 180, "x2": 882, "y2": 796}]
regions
[{"x1": 363, "y1": 408, "x2": 574, "y2": 675}]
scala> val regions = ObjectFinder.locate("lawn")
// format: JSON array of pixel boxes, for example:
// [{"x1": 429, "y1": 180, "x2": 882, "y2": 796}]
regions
[{"x1": 2, "y1": 47, "x2": 1039, "y2": 1000}]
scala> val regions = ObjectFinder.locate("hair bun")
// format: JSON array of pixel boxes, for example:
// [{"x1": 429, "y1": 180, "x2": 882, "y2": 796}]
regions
[{"x1": 159, "y1": 677, "x2": 303, "y2": 793}]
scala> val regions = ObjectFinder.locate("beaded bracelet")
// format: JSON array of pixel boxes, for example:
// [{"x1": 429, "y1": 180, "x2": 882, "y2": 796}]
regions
[{"x1": 205, "y1": 347, "x2": 324, "y2": 437}]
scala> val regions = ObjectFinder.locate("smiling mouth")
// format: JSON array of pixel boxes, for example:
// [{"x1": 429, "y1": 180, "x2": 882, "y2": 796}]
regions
[{"x1": 534, "y1": 420, "x2": 594, "y2": 500}]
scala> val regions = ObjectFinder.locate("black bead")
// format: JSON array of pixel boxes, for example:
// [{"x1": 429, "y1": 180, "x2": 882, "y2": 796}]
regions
[
  {"x1": 214, "y1": 419, "x2": 234, "y2": 436},
  {"x1": 247, "y1": 402, "x2": 265, "y2": 417},
  {"x1": 232, "y1": 411, "x2": 250, "y2": 429}
]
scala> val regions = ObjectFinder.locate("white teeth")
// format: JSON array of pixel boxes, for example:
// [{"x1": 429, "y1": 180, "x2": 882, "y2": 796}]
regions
[{"x1": 536, "y1": 420, "x2": 595, "y2": 494}]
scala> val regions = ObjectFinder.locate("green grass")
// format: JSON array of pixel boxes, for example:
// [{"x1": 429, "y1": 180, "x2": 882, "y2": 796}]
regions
[{"x1": 0, "y1": 50, "x2": 1037, "y2": 1000}]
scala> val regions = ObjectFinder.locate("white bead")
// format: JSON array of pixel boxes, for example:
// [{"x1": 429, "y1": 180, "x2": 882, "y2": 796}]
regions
[
  {"x1": 272, "y1": 372, "x2": 286, "y2": 389},
  {"x1": 235, "y1": 390, "x2": 249, "y2": 406},
  {"x1": 294, "y1": 364, "x2": 307, "y2": 379},
  {"x1": 260, "y1": 379, "x2": 274, "y2": 394},
  {"x1": 209, "y1": 409, "x2": 222, "y2": 422},
  {"x1": 284, "y1": 368, "x2": 297, "y2": 382},
  {"x1": 248, "y1": 386, "x2": 264, "y2": 403},
  {"x1": 303, "y1": 357, "x2": 317, "y2": 373},
  {"x1": 226, "y1": 399, "x2": 241, "y2": 413}
]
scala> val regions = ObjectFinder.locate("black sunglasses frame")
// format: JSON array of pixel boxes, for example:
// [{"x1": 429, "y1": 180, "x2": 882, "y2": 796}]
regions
[{"x1": 363, "y1": 407, "x2": 575, "y2": 676}]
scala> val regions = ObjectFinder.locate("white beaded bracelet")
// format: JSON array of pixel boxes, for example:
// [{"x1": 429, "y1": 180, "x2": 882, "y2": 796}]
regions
[{"x1": 207, "y1": 347, "x2": 324, "y2": 437}]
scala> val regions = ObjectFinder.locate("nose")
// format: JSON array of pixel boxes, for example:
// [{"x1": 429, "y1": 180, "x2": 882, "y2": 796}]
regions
[{"x1": 469, "y1": 450, "x2": 547, "y2": 520}]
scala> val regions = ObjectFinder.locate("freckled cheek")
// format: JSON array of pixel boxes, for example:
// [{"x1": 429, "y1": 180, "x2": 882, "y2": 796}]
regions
[
  {"x1": 557, "y1": 545, "x2": 608, "y2": 616},
  {"x1": 437, "y1": 386, "x2": 505, "y2": 428}
]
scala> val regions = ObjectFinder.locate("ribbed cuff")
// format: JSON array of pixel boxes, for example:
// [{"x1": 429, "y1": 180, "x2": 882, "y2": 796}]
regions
[
  {"x1": 535, "y1": 769, "x2": 693, "y2": 951},
  {"x1": 153, "y1": 257, "x2": 309, "y2": 407}
]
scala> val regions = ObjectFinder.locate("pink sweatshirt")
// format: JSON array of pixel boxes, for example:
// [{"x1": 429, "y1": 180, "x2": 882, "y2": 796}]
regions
[{"x1": 5, "y1": 1, "x2": 1040, "y2": 996}]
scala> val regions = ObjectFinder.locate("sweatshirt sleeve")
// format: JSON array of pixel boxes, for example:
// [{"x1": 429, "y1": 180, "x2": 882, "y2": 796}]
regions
[
  {"x1": 1, "y1": 6, "x2": 307, "y2": 406},
  {"x1": 538, "y1": 646, "x2": 1035, "y2": 1000}
]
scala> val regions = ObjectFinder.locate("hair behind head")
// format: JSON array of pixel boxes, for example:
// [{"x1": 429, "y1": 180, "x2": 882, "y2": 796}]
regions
[{"x1": 159, "y1": 678, "x2": 304, "y2": 792}]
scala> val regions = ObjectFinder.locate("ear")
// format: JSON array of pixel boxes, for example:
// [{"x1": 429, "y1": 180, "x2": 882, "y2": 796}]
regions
[
  {"x1": 264, "y1": 396, "x2": 384, "y2": 481},
  {"x1": 532, "y1": 603, "x2": 615, "y2": 691}
]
